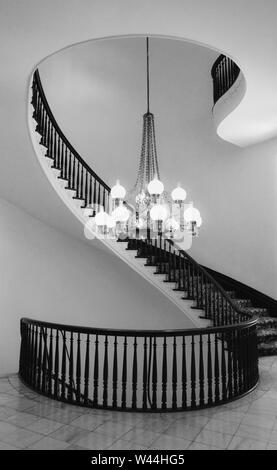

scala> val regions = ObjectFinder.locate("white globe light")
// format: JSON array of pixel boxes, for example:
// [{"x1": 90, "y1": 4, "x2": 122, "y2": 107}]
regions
[
  {"x1": 184, "y1": 207, "x2": 201, "y2": 226},
  {"x1": 165, "y1": 218, "x2": 180, "y2": 231},
  {"x1": 171, "y1": 185, "x2": 187, "y2": 202},
  {"x1": 95, "y1": 210, "x2": 109, "y2": 227},
  {"x1": 112, "y1": 204, "x2": 130, "y2": 222},
  {"x1": 147, "y1": 178, "x2": 164, "y2": 196},
  {"x1": 111, "y1": 180, "x2": 126, "y2": 200},
  {"x1": 150, "y1": 204, "x2": 168, "y2": 221}
]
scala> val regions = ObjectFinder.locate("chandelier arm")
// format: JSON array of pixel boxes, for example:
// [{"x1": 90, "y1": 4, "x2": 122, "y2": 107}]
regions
[
  {"x1": 151, "y1": 114, "x2": 160, "y2": 180},
  {"x1": 134, "y1": 114, "x2": 147, "y2": 192},
  {"x1": 147, "y1": 116, "x2": 152, "y2": 187},
  {"x1": 149, "y1": 117, "x2": 155, "y2": 180}
]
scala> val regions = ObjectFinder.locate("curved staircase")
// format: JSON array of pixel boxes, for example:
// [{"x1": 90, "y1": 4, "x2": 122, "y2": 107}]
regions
[{"x1": 30, "y1": 68, "x2": 276, "y2": 355}]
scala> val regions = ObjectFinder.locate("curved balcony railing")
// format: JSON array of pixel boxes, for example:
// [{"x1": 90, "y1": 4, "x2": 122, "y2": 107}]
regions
[
  {"x1": 211, "y1": 54, "x2": 240, "y2": 104},
  {"x1": 24, "y1": 68, "x2": 259, "y2": 412},
  {"x1": 20, "y1": 317, "x2": 258, "y2": 412}
]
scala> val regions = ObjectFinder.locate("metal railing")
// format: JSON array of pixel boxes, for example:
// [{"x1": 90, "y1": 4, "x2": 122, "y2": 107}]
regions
[{"x1": 211, "y1": 54, "x2": 240, "y2": 104}]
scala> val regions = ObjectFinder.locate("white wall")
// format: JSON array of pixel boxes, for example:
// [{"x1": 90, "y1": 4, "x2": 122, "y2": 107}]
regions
[
  {"x1": 0, "y1": 197, "x2": 193, "y2": 376},
  {"x1": 189, "y1": 136, "x2": 277, "y2": 300}
]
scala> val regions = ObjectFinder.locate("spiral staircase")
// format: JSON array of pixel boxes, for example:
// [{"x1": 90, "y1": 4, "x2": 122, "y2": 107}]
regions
[{"x1": 30, "y1": 67, "x2": 276, "y2": 357}]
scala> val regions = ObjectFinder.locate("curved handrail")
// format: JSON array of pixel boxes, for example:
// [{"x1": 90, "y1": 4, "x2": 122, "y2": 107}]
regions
[
  {"x1": 166, "y1": 239, "x2": 250, "y2": 320},
  {"x1": 134, "y1": 236, "x2": 252, "y2": 326},
  {"x1": 33, "y1": 70, "x2": 110, "y2": 191},
  {"x1": 211, "y1": 54, "x2": 240, "y2": 104},
  {"x1": 21, "y1": 316, "x2": 257, "y2": 337}
]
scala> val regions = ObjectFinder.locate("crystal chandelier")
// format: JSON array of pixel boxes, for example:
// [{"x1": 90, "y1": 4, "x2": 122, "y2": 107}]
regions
[{"x1": 95, "y1": 38, "x2": 202, "y2": 240}]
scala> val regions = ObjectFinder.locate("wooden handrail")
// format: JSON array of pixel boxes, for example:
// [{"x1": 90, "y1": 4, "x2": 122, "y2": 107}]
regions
[
  {"x1": 33, "y1": 69, "x2": 110, "y2": 192},
  {"x1": 21, "y1": 316, "x2": 257, "y2": 337},
  {"x1": 166, "y1": 239, "x2": 250, "y2": 320}
]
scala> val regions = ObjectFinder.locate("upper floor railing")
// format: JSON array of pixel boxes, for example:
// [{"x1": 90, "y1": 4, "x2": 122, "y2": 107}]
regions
[{"x1": 211, "y1": 54, "x2": 240, "y2": 104}]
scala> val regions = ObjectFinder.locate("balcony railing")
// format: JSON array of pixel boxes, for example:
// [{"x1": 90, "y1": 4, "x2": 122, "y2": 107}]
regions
[
  {"x1": 20, "y1": 316, "x2": 258, "y2": 412},
  {"x1": 211, "y1": 54, "x2": 240, "y2": 104}
]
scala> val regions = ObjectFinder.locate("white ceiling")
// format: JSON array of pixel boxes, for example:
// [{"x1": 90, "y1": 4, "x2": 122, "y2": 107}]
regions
[{"x1": 1, "y1": 0, "x2": 277, "y2": 238}]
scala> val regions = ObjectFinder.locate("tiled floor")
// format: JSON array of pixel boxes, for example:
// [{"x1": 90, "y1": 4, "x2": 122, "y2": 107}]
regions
[{"x1": 0, "y1": 356, "x2": 277, "y2": 450}]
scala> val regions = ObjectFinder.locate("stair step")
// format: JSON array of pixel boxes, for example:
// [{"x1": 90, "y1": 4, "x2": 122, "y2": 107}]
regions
[
  {"x1": 225, "y1": 290, "x2": 236, "y2": 298},
  {"x1": 257, "y1": 316, "x2": 277, "y2": 328},
  {"x1": 257, "y1": 328, "x2": 277, "y2": 342},
  {"x1": 258, "y1": 341, "x2": 277, "y2": 356},
  {"x1": 233, "y1": 298, "x2": 252, "y2": 307},
  {"x1": 241, "y1": 307, "x2": 268, "y2": 317}
]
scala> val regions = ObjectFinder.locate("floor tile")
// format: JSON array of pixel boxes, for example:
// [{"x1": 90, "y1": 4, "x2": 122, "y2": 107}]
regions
[
  {"x1": 45, "y1": 408, "x2": 83, "y2": 425},
  {"x1": 151, "y1": 434, "x2": 191, "y2": 450},
  {"x1": 175, "y1": 414, "x2": 210, "y2": 428},
  {"x1": 1, "y1": 428, "x2": 43, "y2": 448},
  {"x1": 164, "y1": 422, "x2": 202, "y2": 441},
  {"x1": 236, "y1": 423, "x2": 272, "y2": 441},
  {"x1": 49, "y1": 424, "x2": 94, "y2": 444},
  {"x1": 70, "y1": 414, "x2": 108, "y2": 431},
  {"x1": 94, "y1": 420, "x2": 134, "y2": 438},
  {"x1": 28, "y1": 436, "x2": 71, "y2": 450},
  {"x1": 267, "y1": 442, "x2": 277, "y2": 450},
  {"x1": 240, "y1": 412, "x2": 275, "y2": 430},
  {"x1": 0, "y1": 407, "x2": 16, "y2": 420},
  {"x1": 5, "y1": 411, "x2": 40, "y2": 428},
  {"x1": 0, "y1": 421, "x2": 18, "y2": 437},
  {"x1": 121, "y1": 429, "x2": 162, "y2": 447},
  {"x1": 73, "y1": 431, "x2": 116, "y2": 450},
  {"x1": 188, "y1": 442, "x2": 221, "y2": 450},
  {"x1": 135, "y1": 419, "x2": 172, "y2": 433},
  {"x1": 26, "y1": 417, "x2": 64, "y2": 435},
  {"x1": 203, "y1": 418, "x2": 240, "y2": 435},
  {"x1": 0, "y1": 395, "x2": 15, "y2": 406},
  {"x1": 66, "y1": 444, "x2": 89, "y2": 450},
  {"x1": 194, "y1": 429, "x2": 233, "y2": 449},
  {"x1": 5, "y1": 397, "x2": 37, "y2": 412},
  {"x1": 268, "y1": 430, "x2": 277, "y2": 444},
  {"x1": 228, "y1": 435, "x2": 267, "y2": 450},
  {"x1": 107, "y1": 439, "x2": 148, "y2": 450},
  {"x1": 0, "y1": 441, "x2": 21, "y2": 450}
]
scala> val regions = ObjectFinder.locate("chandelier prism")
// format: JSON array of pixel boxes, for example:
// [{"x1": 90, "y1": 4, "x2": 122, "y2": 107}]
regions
[{"x1": 95, "y1": 38, "x2": 202, "y2": 240}]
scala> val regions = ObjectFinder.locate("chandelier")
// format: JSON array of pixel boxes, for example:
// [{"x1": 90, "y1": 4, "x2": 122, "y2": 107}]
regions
[{"x1": 94, "y1": 38, "x2": 202, "y2": 241}]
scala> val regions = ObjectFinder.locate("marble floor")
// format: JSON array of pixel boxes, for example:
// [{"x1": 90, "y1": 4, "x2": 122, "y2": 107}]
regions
[{"x1": 0, "y1": 356, "x2": 277, "y2": 450}]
